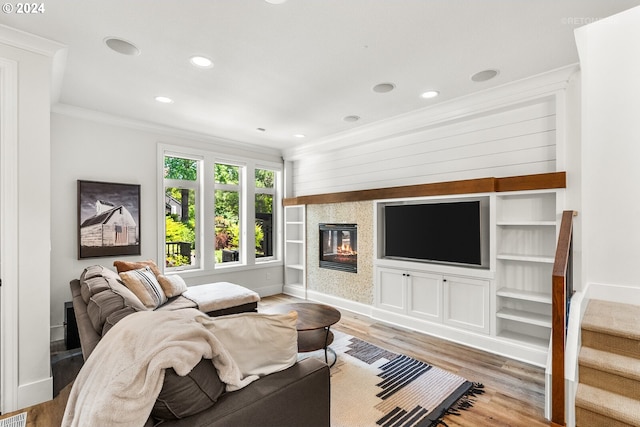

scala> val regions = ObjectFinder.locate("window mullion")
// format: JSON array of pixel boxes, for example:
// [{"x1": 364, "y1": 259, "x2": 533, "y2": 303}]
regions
[
  {"x1": 202, "y1": 156, "x2": 215, "y2": 271},
  {"x1": 245, "y1": 164, "x2": 255, "y2": 266}
]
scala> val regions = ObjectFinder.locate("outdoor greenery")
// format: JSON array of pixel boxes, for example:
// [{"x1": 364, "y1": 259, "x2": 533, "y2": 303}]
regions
[{"x1": 164, "y1": 156, "x2": 274, "y2": 267}]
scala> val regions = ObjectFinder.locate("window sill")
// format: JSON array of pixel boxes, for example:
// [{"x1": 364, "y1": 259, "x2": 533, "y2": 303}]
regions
[{"x1": 165, "y1": 260, "x2": 284, "y2": 279}]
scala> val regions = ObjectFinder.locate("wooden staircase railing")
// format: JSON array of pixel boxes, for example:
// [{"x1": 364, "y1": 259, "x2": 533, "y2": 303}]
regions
[{"x1": 550, "y1": 210, "x2": 577, "y2": 427}]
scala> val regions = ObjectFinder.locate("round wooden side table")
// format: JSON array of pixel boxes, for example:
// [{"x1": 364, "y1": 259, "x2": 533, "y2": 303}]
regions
[{"x1": 262, "y1": 302, "x2": 341, "y2": 366}]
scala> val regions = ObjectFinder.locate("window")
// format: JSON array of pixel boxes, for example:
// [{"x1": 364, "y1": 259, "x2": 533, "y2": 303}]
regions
[
  {"x1": 160, "y1": 146, "x2": 282, "y2": 272},
  {"x1": 215, "y1": 163, "x2": 242, "y2": 264},
  {"x1": 164, "y1": 156, "x2": 199, "y2": 269},
  {"x1": 255, "y1": 168, "x2": 276, "y2": 261}
]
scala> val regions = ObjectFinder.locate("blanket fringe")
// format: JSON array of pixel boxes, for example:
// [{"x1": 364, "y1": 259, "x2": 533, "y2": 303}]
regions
[{"x1": 433, "y1": 383, "x2": 485, "y2": 426}]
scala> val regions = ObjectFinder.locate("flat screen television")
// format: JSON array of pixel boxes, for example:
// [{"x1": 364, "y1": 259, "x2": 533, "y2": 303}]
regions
[{"x1": 382, "y1": 197, "x2": 489, "y2": 269}]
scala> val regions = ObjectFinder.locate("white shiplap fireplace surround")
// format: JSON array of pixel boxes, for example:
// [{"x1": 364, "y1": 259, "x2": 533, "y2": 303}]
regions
[{"x1": 282, "y1": 65, "x2": 580, "y2": 368}]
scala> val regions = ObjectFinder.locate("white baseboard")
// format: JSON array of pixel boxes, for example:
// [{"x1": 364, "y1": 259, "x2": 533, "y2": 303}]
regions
[
  {"x1": 303, "y1": 289, "x2": 373, "y2": 318},
  {"x1": 254, "y1": 283, "x2": 284, "y2": 298},
  {"x1": 283, "y1": 284, "x2": 306, "y2": 299},
  {"x1": 282, "y1": 286, "x2": 373, "y2": 317},
  {"x1": 17, "y1": 376, "x2": 52, "y2": 409},
  {"x1": 584, "y1": 281, "x2": 640, "y2": 304},
  {"x1": 50, "y1": 324, "x2": 64, "y2": 342}
]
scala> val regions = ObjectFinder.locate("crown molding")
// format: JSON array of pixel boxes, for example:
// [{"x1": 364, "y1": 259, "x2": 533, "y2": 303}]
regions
[
  {"x1": 0, "y1": 24, "x2": 66, "y2": 57},
  {"x1": 0, "y1": 25, "x2": 68, "y2": 104},
  {"x1": 52, "y1": 103, "x2": 283, "y2": 159},
  {"x1": 283, "y1": 64, "x2": 579, "y2": 161}
]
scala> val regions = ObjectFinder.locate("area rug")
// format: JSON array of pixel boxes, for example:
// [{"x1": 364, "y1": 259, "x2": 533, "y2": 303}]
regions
[{"x1": 302, "y1": 331, "x2": 484, "y2": 427}]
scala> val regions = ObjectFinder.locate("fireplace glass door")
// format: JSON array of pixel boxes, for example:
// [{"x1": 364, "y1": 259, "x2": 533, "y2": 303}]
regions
[{"x1": 319, "y1": 224, "x2": 357, "y2": 273}]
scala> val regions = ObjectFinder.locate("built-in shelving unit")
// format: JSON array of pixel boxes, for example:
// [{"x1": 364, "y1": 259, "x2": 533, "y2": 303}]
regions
[
  {"x1": 284, "y1": 205, "x2": 306, "y2": 290},
  {"x1": 495, "y1": 191, "x2": 557, "y2": 348},
  {"x1": 284, "y1": 173, "x2": 566, "y2": 366}
]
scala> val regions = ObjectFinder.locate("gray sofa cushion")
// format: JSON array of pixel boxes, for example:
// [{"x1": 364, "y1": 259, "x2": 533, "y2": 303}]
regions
[
  {"x1": 152, "y1": 358, "x2": 225, "y2": 420},
  {"x1": 102, "y1": 305, "x2": 139, "y2": 336},
  {"x1": 80, "y1": 265, "x2": 146, "y2": 337}
]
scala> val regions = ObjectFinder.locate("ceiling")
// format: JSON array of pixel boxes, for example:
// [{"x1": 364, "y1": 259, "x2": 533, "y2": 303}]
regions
[{"x1": 1, "y1": 0, "x2": 639, "y2": 152}]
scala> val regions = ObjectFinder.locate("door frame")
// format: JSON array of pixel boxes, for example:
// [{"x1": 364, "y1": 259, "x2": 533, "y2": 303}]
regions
[{"x1": 0, "y1": 56, "x2": 19, "y2": 414}]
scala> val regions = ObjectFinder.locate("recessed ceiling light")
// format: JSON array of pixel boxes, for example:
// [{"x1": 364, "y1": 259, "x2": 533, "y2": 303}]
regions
[
  {"x1": 471, "y1": 69, "x2": 499, "y2": 82},
  {"x1": 293, "y1": 134, "x2": 306, "y2": 138},
  {"x1": 265, "y1": 0, "x2": 287, "y2": 4},
  {"x1": 104, "y1": 37, "x2": 140, "y2": 56},
  {"x1": 155, "y1": 96, "x2": 174, "y2": 104},
  {"x1": 343, "y1": 115, "x2": 360, "y2": 122},
  {"x1": 373, "y1": 82, "x2": 396, "y2": 93},
  {"x1": 190, "y1": 55, "x2": 214, "y2": 68},
  {"x1": 420, "y1": 90, "x2": 440, "y2": 99}
]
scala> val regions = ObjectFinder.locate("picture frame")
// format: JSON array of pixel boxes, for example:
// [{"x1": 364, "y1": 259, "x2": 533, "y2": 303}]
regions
[{"x1": 78, "y1": 180, "x2": 141, "y2": 259}]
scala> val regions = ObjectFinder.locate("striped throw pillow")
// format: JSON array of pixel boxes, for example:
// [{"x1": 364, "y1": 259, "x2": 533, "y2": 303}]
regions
[{"x1": 119, "y1": 266, "x2": 168, "y2": 309}]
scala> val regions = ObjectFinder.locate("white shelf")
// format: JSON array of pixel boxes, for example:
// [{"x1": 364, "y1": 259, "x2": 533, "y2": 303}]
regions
[
  {"x1": 497, "y1": 221, "x2": 556, "y2": 227},
  {"x1": 497, "y1": 254, "x2": 555, "y2": 264},
  {"x1": 496, "y1": 308, "x2": 552, "y2": 328},
  {"x1": 284, "y1": 205, "x2": 306, "y2": 289},
  {"x1": 497, "y1": 288, "x2": 552, "y2": 304},
  {"x1": 497, "y1": 330, "x2": 550, "y2": 349}
]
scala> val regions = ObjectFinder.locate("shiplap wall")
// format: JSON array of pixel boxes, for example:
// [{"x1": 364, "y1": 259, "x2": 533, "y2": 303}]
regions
[{"x1": 292, "y1": 97, "x2": 556, "y2": 196}]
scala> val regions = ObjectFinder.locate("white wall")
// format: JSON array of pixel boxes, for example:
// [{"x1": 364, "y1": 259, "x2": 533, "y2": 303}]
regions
[
  {"x1": 563, "y1": 71, "x2": 583, "y2": 290},
  {"x1": 576, "y1": 6, "x2": 640, "y2": 290},
  {"x1": 49, "y1": 111, "x2": 285, "y2": 341},
  {"x1": 0, "y1": 42, "x2": 54, "y2": 409}
]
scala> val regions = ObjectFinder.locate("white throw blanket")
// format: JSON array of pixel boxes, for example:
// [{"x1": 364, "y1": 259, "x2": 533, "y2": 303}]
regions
[{"x1": 62, "y1": 308, "x2": 259, "y2": 427}]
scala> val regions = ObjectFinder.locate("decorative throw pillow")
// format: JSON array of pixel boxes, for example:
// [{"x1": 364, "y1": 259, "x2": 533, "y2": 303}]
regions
[
  {"x1": 152, "y1": 358, "x2": 225, "y2": 420},
  {"x1": 157, "y1": 274, "x2": 188, "y2": 298},
  {"x1": 113, "y1": 259, "x2": 162, "y2": 277},
  {"x1": 119, "y1": 267, "x2": 168, "y2": 309},
  {"x1": 197, "y1": 311, "x2": 298, "y2": 377}
]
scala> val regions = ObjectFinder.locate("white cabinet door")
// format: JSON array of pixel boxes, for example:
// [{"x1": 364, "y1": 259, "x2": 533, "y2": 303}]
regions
[
  {"x1": 443, "y1": 276, "x2": 490, "y2": 334},
  {"x1": 408, "y1": 271, "x2": 442, "y2": 322},
  {"x1": 376, "y1": 268, "x2": 406, "y2": 314}
]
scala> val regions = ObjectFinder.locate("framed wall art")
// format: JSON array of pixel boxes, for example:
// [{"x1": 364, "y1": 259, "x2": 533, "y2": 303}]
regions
[{"x1": 78, "y1": 180, "x2": 141, "y2": 259}]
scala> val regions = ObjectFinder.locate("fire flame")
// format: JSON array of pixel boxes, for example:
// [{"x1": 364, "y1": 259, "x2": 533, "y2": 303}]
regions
[{"x1": 338, "y1": 244, "x2": 357, "y2": 256}]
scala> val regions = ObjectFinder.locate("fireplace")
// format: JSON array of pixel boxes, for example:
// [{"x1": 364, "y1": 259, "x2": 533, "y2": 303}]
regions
[{"x1": 319, "y1": 223, "x2": 357, "y2": 273}]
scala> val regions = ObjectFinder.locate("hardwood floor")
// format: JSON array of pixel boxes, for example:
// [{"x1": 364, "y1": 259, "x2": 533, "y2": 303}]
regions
[
  {"x1": 261, "y1": 294, "x2": 549, "y2": 427},
  {"x1": 1, "y1": 293, "x2": 549, "y2": 426}
]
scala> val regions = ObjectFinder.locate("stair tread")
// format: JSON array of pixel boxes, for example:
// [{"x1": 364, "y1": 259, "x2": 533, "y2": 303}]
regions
[
  {"x1": 582, "y1": 299, "x2": 640, "y2": 340},
  {"x1": 579, "y1": 347, "x2": 640, "y2": 381},
  {"x1": 576, "y1": 383, "x2": 640, "y2": 425}
]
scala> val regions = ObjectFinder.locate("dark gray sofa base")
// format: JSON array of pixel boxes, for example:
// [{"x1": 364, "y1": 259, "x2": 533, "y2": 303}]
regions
[
  {"x1": 156, "y1": 357, "x2": 330, "y2": 427},
  {"x1": 205, "y1": 301, "x2": 257, "y2": 317}
]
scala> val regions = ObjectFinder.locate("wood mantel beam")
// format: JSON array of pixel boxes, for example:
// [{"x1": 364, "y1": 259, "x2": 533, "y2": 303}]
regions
[{"x1": 283, "y1": 172, "x2": 566, "y2": 206}]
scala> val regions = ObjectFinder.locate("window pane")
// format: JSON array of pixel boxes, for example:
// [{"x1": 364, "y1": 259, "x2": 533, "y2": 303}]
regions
[
  {"x1": 215, "y1": 189, "x2": 240, "y2": 263},
  {"x1": 215, "y1": 163, "x2": 240, "y2": 185},
  {"x1": 255, "y1": 168, "x2": 275, "y2": 189},
  {"x1": 165, "y1": 187, "x2": 196, "y2": 268},
  {"x1": 255, "y1": 193, "x2": 274, "y2": 258},
  {"x1": 165, "y1": 156, "x2": 197, "y2": 180}
]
